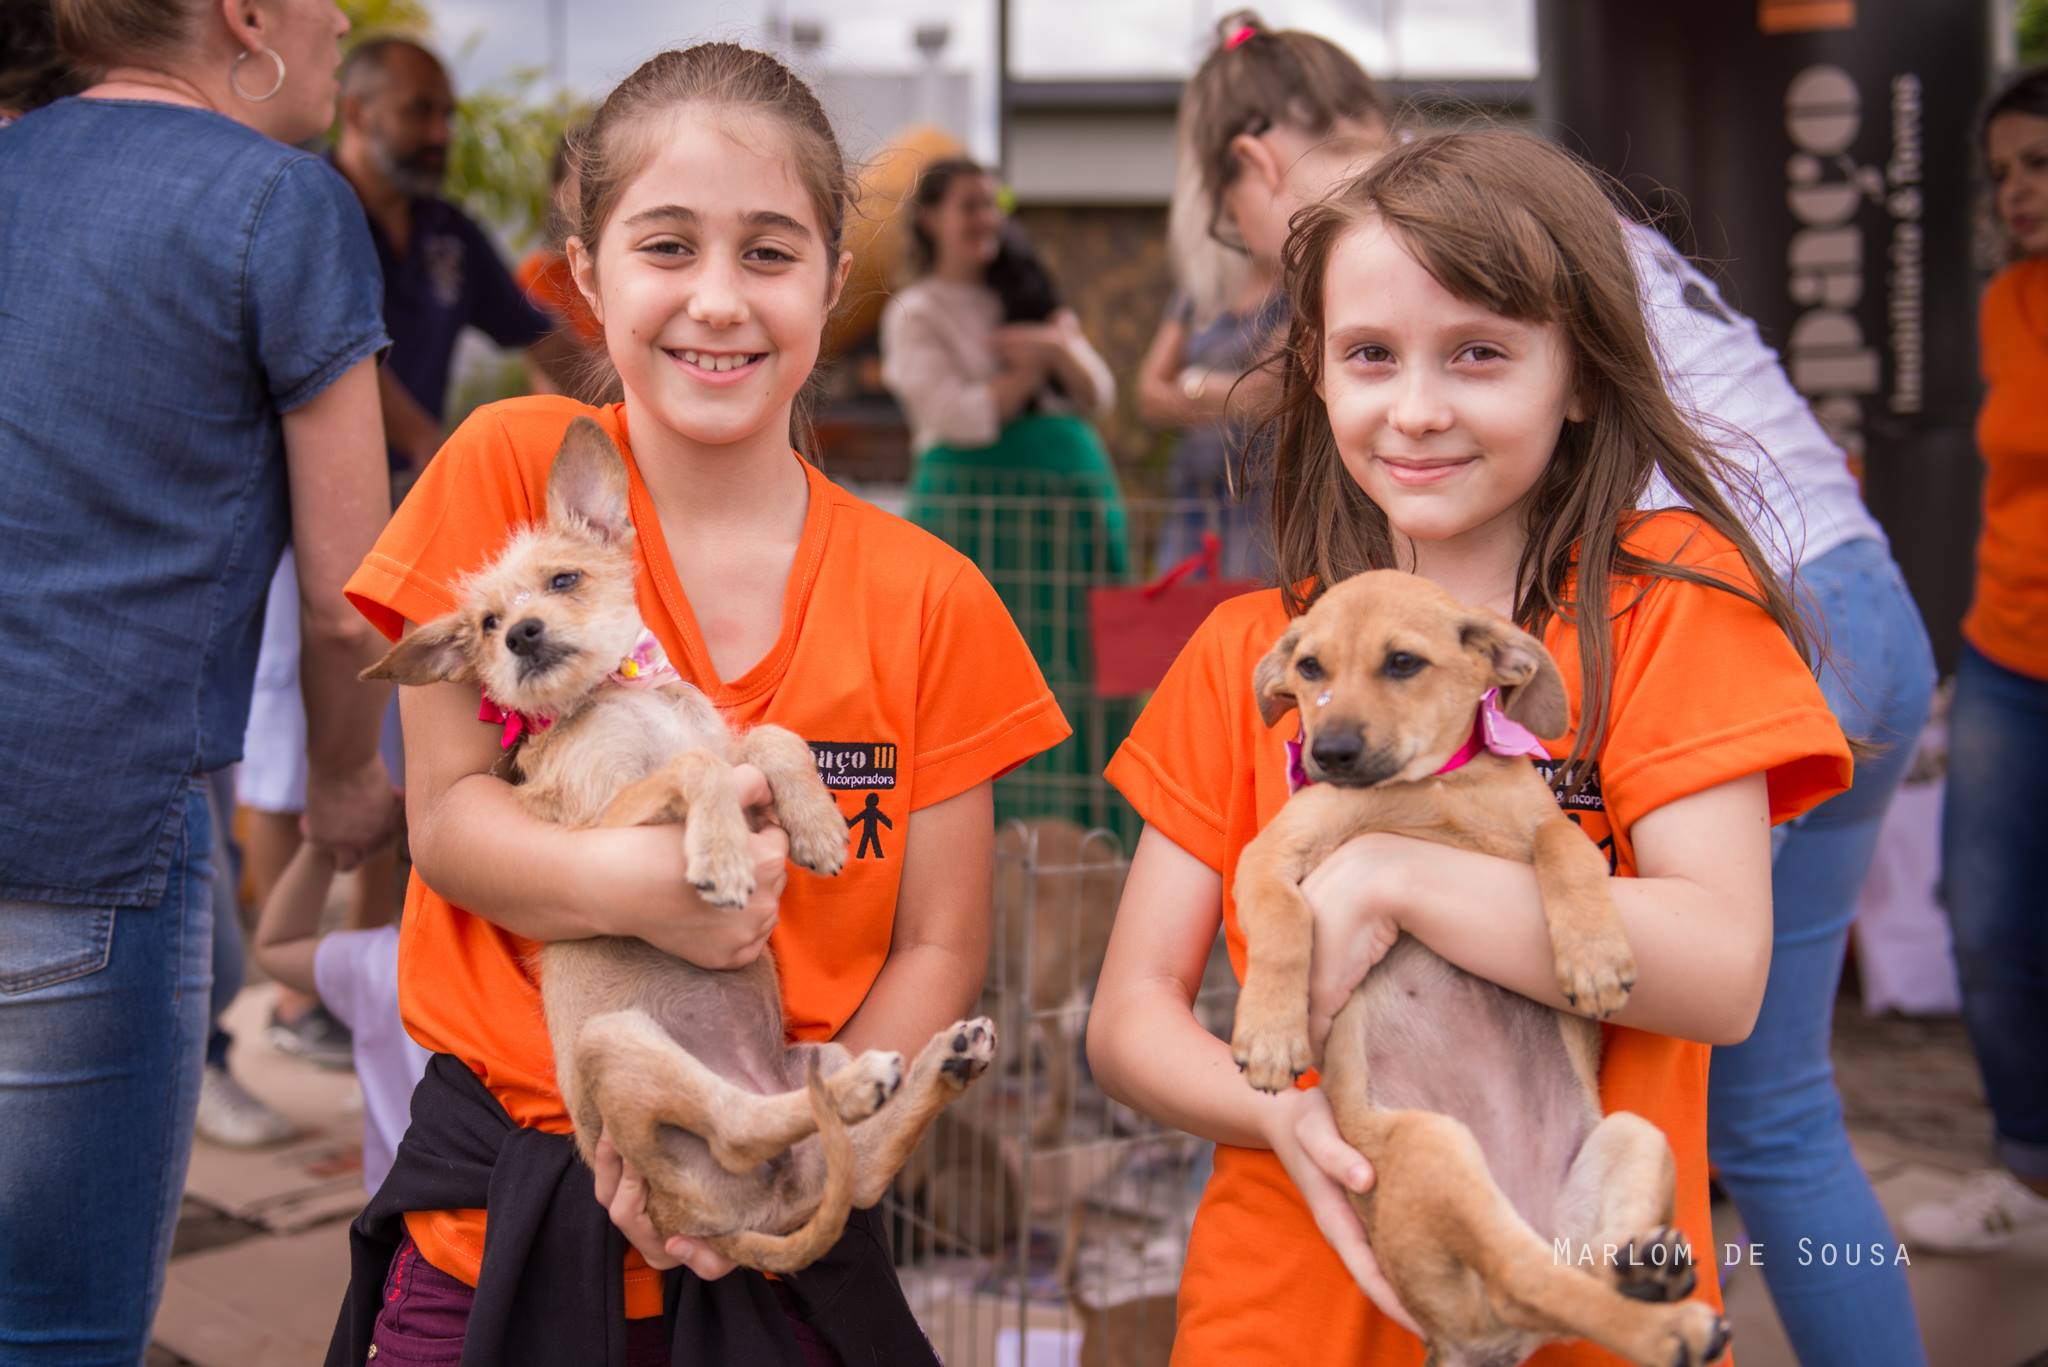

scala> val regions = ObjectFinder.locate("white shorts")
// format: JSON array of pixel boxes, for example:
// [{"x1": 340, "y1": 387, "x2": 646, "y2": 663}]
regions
[{"x1": 237, "y1": 547, "x2": 405, "y2": 814}]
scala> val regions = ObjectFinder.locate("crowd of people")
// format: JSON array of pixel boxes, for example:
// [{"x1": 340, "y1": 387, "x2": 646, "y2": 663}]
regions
[{"x1": 0, "y1": 2, "x2": 2042, "y2": 1365}]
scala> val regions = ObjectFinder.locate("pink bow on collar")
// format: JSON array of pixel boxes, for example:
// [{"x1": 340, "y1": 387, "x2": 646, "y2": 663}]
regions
[
  {"x1": 478, "y1": 694, "x2": 553, "y2": 750},
  {"x1": 1285, "y1": 688, "x2": 1547, "y2": 794},
  {"x1": 608, "y1": 628, "x2": 677, "y2": 687},
  {"x1": 1436, "y1": 687, "x2": 1549, "y2": 774}
]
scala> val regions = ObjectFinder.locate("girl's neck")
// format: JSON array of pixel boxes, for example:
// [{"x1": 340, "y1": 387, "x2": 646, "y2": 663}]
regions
[
  {"x1": 624, "y1": 396, "x2": 809, "y2": 536},
  {"x1": 1395, "y1": 517, "x2": 1527, "y2": 622}
]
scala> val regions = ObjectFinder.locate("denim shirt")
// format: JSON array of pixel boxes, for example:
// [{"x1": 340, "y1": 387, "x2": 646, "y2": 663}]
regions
[{"x1": 0, "y1": 99, "x2": 389, "y2": 905}]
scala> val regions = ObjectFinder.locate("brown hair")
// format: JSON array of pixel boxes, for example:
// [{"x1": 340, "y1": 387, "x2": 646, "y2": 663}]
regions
[
  {"x1": 1182, "y1": 9, "x2": 1389, "y2": 243},
  {"x1": 1263, "y1": 128, "x2": 1809, "y2": 788},
  {"x1": 51, "y1": 0, "x2": 202, "y2": 72},
  {"x1": 561, "y1": 43, "x2": 850, "y2": 442},
  {"x1": 906, "y1": 157, "x2": 990, "y2": 276}
]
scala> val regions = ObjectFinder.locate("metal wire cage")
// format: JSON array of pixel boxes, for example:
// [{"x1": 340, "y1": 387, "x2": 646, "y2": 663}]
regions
[
  {"x1": 883, "y1": 818, "x2": 1239, "y2": 1367},
  {"x1": 873, "y1": 487, "x2": 1262, "y2": 1363}
]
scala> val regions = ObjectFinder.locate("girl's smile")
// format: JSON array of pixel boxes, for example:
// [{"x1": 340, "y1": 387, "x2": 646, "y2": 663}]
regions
[
  {"x1": 666, "y1": 348, "x2": 768, "y2": 384},
  {"x1": 1373, "y1": 453, "x2": 1480, "y2": 487}
]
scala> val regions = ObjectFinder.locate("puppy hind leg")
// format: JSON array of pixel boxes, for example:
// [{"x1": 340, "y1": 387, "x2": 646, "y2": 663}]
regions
[
  {"x1": 788, "y1": 1040, "x2": 908, "y2": 1125},
  {"x1": 846, "y1": 1017, "x2": 998, "y2": 1209},
  {"x1": 701, "y1": 1059, "x2": 857, "y2": 1275},
  {"x1": 1553, "y1": 1112, "x2": 1699, "y2": 1307},
  {"x1": 579, "y1": 1011, "x2": 838, "y2": 1175},
  {"x1": 738, "y1": 725, "x2": 847, "y2": 877}
]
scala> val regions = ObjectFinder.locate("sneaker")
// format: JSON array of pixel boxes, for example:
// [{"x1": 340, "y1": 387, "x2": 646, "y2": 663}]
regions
[
  {"x1": 266, "y1": 1001, "x2": 355, "y2": 1070},
  {"x1": 194, "y1": 1064, "x2": 298, "y2": 1148},
  {"x1": 1900, "y1": 1169, "x2": 2048, "y2": 1254}
]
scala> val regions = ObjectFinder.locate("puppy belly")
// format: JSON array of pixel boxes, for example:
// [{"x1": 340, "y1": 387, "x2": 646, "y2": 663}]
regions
[{"x1": 1360, "y1": 938, "x2": 1597, "y2": 1237}]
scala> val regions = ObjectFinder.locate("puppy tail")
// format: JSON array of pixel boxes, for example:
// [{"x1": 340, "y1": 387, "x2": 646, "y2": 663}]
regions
[{"x1": 708, "y1": 1056, "x2": 855, "y2": 1275}]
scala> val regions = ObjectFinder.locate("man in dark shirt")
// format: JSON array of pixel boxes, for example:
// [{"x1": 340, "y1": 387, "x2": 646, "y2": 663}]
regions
[{"x1": 332, "y1": 37, "x2": 575, "y2": 469}]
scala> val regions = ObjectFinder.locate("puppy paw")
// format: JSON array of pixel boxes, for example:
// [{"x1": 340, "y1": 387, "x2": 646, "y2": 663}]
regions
[
  {"x1": 1614, "y1": 1225, "x2": 1696, "y2": 1303},
  {"x1": 936, "y1": 1018, "x2": 997, "y2": 1088},
  {"x1": 1554, "y1": 933, "x2": 1636, "y2": 1020},
  {"x1": 685, "y1": 818, "x2": 755, "y2": 909},
  {"x1": 1230, "y1": 984, "x2": 1312, "y2": 1092},
  {"x1": 785, "y1": 804, "x2": 849, "y2": 878},
  {"x1": 1654, "y1": 1303, "x2": 1729, "y2": 1367},
  {"x1": 831, "y1": 1050, "x2": 904, "y2": 1121}
]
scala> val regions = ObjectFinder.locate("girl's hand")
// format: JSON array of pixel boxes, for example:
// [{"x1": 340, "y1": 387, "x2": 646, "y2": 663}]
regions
[
  {"x1": 612, "y1": 764, "x2": 790, "y2": 970},
  {"x1": 1301, "y1": 833, "x2": 1404, "y2": 1059},
  {"x1": 303, "y1": 755, "x2": 401, "y2": 870},
  {"x1": 591, "y1": 1133, "x2": 737, "y2": 1281},
  {"x1": 1260, "y1": 1088, "x2": 1421, "y2": 1336}
]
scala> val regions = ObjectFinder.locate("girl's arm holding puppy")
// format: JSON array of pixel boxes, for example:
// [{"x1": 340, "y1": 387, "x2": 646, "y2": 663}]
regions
[
  {"x1": 1302, "y1": 772, "x2": 1776, "y2": 1054},
  {"x1": 835, "y1": 782, "x2": 995, "y2": 1059}
]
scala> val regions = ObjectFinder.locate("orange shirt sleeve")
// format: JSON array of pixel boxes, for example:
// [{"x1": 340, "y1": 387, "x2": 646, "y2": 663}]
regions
[
  {"x1": 909, "y1": 558, "x2": 1072, "y2": 809},
  {"x1": 1599, "y1": 532, "x2": 1851, "y2": 835},
  {"x1": 346, "y1": 405, "x2": 542, "y2": 638},
  {"x1": 1105, "y1": 593, "x2": 1278, "y2": 871}
]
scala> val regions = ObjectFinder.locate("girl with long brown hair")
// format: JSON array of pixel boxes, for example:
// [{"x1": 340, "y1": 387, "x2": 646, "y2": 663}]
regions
[{"x1": 1088, "y1": 107, "x2": 1854, "y2": 1367}]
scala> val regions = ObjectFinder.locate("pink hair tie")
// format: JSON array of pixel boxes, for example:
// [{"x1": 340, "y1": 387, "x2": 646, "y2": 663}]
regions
[{"x1": 1225, "y1": 24, "x2": 1258, "y2": 49}]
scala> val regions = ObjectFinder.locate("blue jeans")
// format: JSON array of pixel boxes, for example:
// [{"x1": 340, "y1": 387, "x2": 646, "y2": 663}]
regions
[
  {"x1": 205, "y1": 769, "x2": 243, "y2": 1071},
  {"x1": 0, "y1": 782, "x2": 215, "y2": 1365},
  {"x1": 1941, "y1": 642, "x2": 2048, "y2": 1181},
  {"x1": 1707, "y1": 538, "x2": 1935, "y2": 1366}
]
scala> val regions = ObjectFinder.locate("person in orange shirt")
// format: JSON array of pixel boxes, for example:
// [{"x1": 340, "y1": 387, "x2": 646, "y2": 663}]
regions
[
  {"x1": 1901, "y1": 66, "x2": 2048, "y2": 1254},
  {"x1": 515, "y1": 124, "x2": 606, "y2": 398},
  {"x1": 326, "y1": 44, "x2": 1068, "y2": 1367},
  {"x1": 1086, "y1": 120, "x2": 1851, "y2": 1367}
]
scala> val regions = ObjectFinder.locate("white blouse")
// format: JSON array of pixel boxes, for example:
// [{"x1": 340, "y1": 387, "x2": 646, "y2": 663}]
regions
[{"x1": 879, "y1": 276, "x2": 1117, "y2": 453}]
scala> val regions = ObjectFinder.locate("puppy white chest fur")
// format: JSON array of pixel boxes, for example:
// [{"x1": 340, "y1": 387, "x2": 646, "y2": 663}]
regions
[{"x1": 519, "y1": 685, "x2": 734, "y2": 828}]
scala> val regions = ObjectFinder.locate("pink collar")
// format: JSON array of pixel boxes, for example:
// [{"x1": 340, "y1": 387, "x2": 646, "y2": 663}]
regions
[
  {"x1": 1285, "y1": 689, "x2": 1548, "y2": 793},
  {"x1": 478, "y1": 630, "x2": 678, "y2": 750}
]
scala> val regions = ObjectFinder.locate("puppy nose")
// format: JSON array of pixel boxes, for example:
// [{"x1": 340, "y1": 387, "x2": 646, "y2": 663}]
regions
[
  {"x1": 505, "y1": 617, "x2": 547, "y2": 656},
  {"x1": 1310, "y1": 731, "x2": 1364, "y2": 773}
]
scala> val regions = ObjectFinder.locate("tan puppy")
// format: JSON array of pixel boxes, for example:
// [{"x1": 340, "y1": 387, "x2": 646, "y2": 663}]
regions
[
  {"x1": 1231, "y1": 570, "x2": 1729, "y2": 1367},
  {"x1": 366, "y1": 418, "x2": 997, "y2": 1273},
  {"x1": 992, "y1": 819, "x2": 1122, "y2": 1146}
]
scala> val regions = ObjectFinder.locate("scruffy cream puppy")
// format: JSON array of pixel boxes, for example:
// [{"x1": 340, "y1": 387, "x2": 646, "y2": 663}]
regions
[{"x1": 366, "y1": 418, "x2": 997, "y2": 1272}]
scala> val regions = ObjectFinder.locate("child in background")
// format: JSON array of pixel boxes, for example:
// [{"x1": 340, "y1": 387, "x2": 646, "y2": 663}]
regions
[
  {"x1": 253, "y1": 835, "x2": 427, "y2": 1196},
  {"x1": 1086, "y1": 125, "x2": 1851, "y2": 1367}
]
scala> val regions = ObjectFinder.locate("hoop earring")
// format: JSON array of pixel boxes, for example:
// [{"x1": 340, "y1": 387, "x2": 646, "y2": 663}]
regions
[{"x1": 230, "y1": 48, "x2": 286, "y2": 103}]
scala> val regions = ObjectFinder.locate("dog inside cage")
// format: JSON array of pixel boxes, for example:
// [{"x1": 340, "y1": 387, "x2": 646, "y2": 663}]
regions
[{"x1": 885, "y1": 818, "x2": 1239, "y2": 1367}]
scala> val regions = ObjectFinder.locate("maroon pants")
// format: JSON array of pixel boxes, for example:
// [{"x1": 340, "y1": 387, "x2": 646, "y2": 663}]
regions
[{"x1": 370, "y1": 1234, "x2": 844, "y2": 1366}]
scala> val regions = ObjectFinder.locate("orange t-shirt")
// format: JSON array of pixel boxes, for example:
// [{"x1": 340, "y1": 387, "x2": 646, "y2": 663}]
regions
[
  {"x1": 1104, "y1": 512, "x2": 1850, "y2": 1367},
  {"x1": 345, "y1": 395, "x2": 1070, "y2": 1316},
  {"x1": 515, "y1": 248, "x2": 602, "y2": 347},
  {"x1": 1965, "y1": 257, "x2": 2048, "y2": 681}
]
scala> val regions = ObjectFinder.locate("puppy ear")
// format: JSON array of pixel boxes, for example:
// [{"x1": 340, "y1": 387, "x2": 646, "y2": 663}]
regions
[
  {"x1": 360, "y1": 614, "x2": 475, "y2": 686},
  {"x1": 1460, "y1": 618, "x2": 1569, "y2": 738},
  {"x1": 1253, "y1": 625, "x2": 1302, "y2": 728},
  {"x1": 547, "y1": 417, "x2": 633, "y2": 543}
]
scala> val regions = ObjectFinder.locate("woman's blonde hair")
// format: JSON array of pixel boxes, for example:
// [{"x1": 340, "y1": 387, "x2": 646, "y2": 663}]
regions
[
  {"x1": 1263, "y1": 128, "x2": 1808, "y2": 787},
  {"x1": 51, "y1": 0, "x2": 203, "y2": 71}
]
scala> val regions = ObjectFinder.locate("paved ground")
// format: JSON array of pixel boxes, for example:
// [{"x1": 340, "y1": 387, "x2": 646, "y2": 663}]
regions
[{"x1": 149, "y1": 987, "x2": 2046, "y2": 1366}]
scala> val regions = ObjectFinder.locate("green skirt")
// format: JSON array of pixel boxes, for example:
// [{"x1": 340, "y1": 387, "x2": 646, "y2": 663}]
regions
[{"x1": 906, "y1": 415, "x2": 1138, "y2": 846}]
